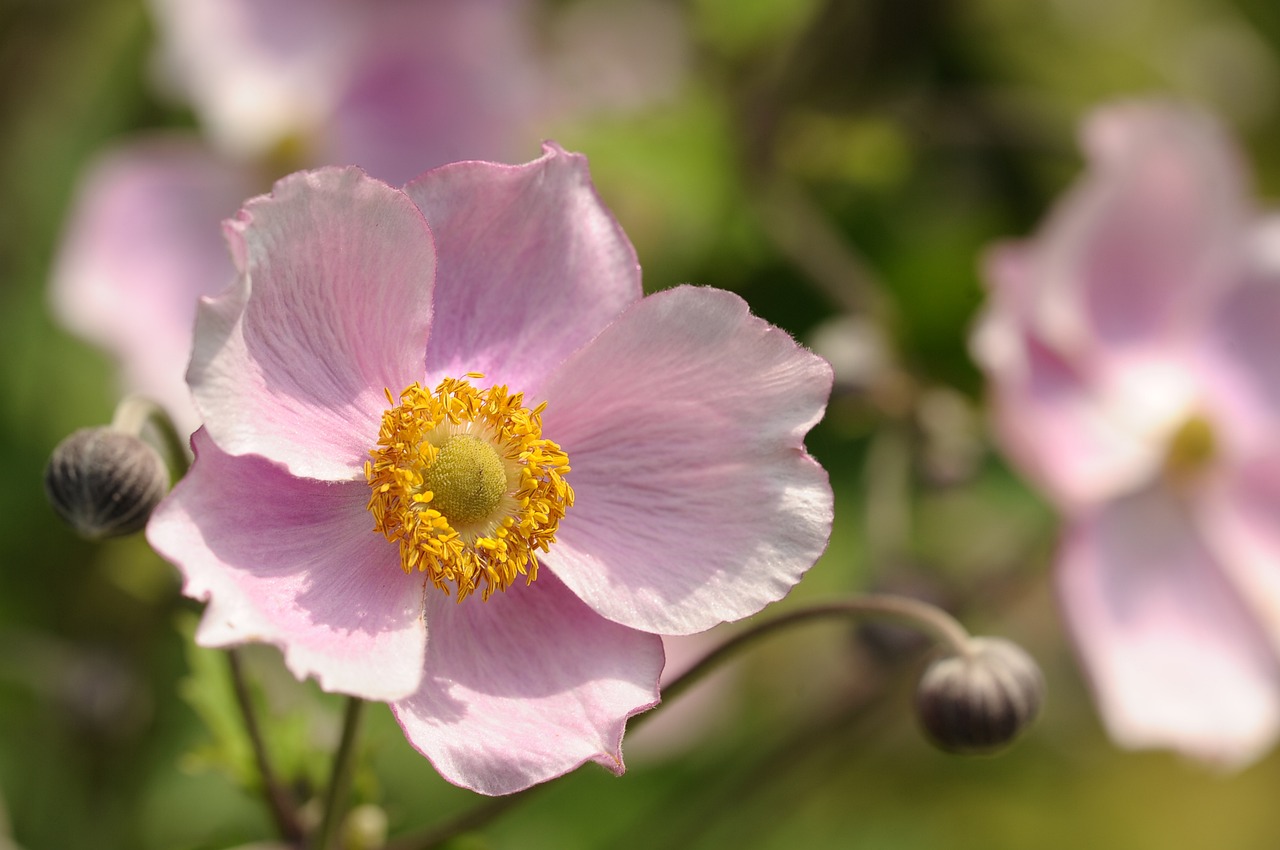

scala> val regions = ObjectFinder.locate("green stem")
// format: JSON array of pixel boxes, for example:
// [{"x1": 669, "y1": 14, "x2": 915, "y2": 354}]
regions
[
  {"x1": 641, "y1": 594, "x2": 973, "y2": 724},
  {"x1": 110, "y1": 394, "x2": 190, "y2": 477},
  {"x1": 316, "y1": 697, "x2": 366, "y2": 850},
  {"x1": 226, "y1": 649, "x2": 304, "y2": 844}
]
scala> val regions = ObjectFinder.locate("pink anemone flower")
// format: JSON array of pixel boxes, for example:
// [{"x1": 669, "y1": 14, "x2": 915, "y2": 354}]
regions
[
  {"x1": 145, "y1": 145, "x2": 834, "y2": 794},
  {"x1": 974, "y1": 100, "x2": 1280, "y2": 767}
]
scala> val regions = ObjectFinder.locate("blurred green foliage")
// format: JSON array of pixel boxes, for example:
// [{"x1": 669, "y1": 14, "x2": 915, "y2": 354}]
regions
[{"x1": 5, "y1": 0, "x2": 1280, "y2": 848}]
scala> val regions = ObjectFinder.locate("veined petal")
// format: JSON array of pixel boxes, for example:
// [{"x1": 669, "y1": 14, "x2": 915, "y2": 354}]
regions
[
  {"x1": 391, "y1": 571, "x2": 662, "y2": 795},
  {"x1": 404, "y1": 143, "x2": 641, "y2": 393},
  {"x1": 539, "y1": 286, "x2": 833, "y2": 634},
  {"x1": 146, "y1": 430, "x2": 428, "y2": 702},
  {"x1": 1057, "y1": 488, "x2": 1280, "y2": 767},
  {"x1": 50, "y1": 137, "x2": 253, "y2": 435},
  {"x1": 190, "y1": 167, "x2": 435, "y2": 480}
]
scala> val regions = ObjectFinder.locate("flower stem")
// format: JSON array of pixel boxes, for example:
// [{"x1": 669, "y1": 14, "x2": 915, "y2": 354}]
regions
[
  {"x1": 226, "y1": 649, "x2": 304, "y2": 843},
  {"x1": 645, "y1": 594, "x2": 974, "y2": 720},
  {"x1": 316, "y1": 697, "x2": 366, "y2": 850},
  {"x1": 110, "y1": 394, "x2": 189, "y2": 477}
]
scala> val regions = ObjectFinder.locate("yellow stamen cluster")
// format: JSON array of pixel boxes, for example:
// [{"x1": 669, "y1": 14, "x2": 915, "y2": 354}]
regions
[{"x1": 365, "y1": 375, "x2": 573, "y2": 601}]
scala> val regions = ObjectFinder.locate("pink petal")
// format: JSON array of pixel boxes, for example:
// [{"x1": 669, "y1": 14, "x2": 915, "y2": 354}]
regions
[
  {"x1": 1057, "y1": 487, "x2": 1280, "y2": 766},
  {"x1": 538, "y1": 286, "x2": 833, "y2": 635},
  {"x1": 147, "y1": 430, "x2": 428, "y2": 702},
  {"x1": 980, "y1": 323, "x2": 1163, "y2": 510},
  {"x1": 390, "y1": 571, "x2": 662, "y2": 795},
  {"x1": 975, "y1": 242, "x2": 1197, "y2": 509},
  {"x1": 1032, "y1": 101, "x2": 1248, "y2": 357},
  {"x1": 149, "y1": 0, "x2": 543, "y2": 183},
  {"x1": 1198, "y1": 453, "x2": 1280, "y2": 653},
  {"x1": 1197, "y1": 275, "x2": 1280, "y2": 455},
  {"x1": 50, "y1": 137, "x2": 254, "y2": 435},
  {"x1": 326, "y1": 0, "x2": 542, "y2": 185},
  {"x1": 148, "y1": 0, "x2": 349, "y2": 159},
  {"x1": 403, "y1": 143, "x2": 641, "y2": 393},
  {"x1": 189, "y1": 167, "x2": 435, "y2": 480}
]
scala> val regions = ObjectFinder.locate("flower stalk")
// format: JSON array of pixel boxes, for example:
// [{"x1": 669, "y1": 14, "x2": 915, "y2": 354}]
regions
[
  {"x1": 226, "y1": 648, "x2": 305, "y2": 843},
  {"x1": 649, "y1": 594, "x2": 975, "y2": 717},
  {"x1": 44, "y1": 394, "x2": 187, "y2": 542},
  {"x1": 316, "y1": 697, "x2": 367, "y2": 850},
  {"x1": 110, "y1": 394, "x2": 190, "y2": 477}
]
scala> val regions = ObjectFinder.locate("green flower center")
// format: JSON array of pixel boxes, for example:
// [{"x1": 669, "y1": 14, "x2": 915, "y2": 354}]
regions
[{"x1": 423, "y1": 434, "x2": 508, "y2": 526}]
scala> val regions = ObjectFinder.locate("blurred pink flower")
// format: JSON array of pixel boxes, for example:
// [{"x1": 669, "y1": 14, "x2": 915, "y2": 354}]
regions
[
  {"x1": 51, "y1": 140, "x2": 257, "y2": 434},
  {"x1": 51, "y1": 0, "x2": 548, "y2": 433},
  {"x1": 147, "y1": 0, "x2": 542, "y2": 179},
  {"x1": 974, "y1": 100, "x2": 1280, "y2": 766},
  {"x1": 146, "y1": 146, "x2": 833, "y2": 794}
]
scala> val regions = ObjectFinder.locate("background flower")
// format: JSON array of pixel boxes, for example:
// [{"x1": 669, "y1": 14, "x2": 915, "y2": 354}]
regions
[
  {"x1": 49, "y1": 0, "x2": 688, "y2": 434},
  {"x1": 146, "y1": 0, "x2": 544, "y2": 177},
  {"x1": 974, "y1": 100, "x2": 1280, "y2": 766}
]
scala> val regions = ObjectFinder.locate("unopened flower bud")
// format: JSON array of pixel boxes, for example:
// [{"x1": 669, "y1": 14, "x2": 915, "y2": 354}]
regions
[
  {"x1": 44, "y1": 427, "x2": 169, "y2": 540},
  {"x1": 342, "y1": 803, "x2": 388, "y2": 850},
  {"x1": 915, "y1": 637, "x2": 1044, "y2": 754}
]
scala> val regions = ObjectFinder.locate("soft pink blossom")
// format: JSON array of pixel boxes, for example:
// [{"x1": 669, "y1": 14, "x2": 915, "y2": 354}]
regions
[
  {"x1": 147, "y1": 0, "x2": 545, "y2": 179},
  {"x1": 146, "y1": 145, "x2": 833, "y2": 794},
  {"x1": 146, "y1": 0, "x2": 687, "y2": 168},
  {"x1": 974, "y1": 100, "x2": 1280, "y2": 766},
  {"x1": 51, "y1": 141, "x2": 256, "y2": 435}
]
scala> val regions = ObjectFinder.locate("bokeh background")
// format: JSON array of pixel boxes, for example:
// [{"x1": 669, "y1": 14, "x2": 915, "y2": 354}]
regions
[{"x1": 5, "y1": 0, "x2": 1280, "y2": 848}]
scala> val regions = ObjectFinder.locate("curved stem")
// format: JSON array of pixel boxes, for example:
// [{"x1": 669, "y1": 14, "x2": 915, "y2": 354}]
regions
[
  {"x1": 226, "y1": 649, "x2": 304, "y2": 844},
  {"x1": 646, "y1": 594, "x2": 973, "y2": 719},
  {"x1": 110, "y1": 394, "x2": 189, "y2": 478},
  {"x1": 315, "y1": 697, "x2": 366, "y2": 850}
]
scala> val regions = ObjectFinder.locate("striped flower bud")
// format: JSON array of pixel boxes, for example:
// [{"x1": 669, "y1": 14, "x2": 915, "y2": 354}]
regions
[
  {"x1": 45, "y1": 427, "x2": 169, "y2": 540},
  {"x1": 915, "y1": 637, "x2": 1044, "y2": 754}
]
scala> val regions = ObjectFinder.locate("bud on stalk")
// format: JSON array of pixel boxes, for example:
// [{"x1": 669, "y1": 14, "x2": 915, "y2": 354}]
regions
[
  {"x1": 915, "y1": 637, "x2": 1044, "y2": 754},
  {"x1": 44, "y1": 396, "x2": 179, "y2": 540}
]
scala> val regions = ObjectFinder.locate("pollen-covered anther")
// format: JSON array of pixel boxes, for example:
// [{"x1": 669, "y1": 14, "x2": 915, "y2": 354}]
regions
[{"x1": 364, "y1": 375, "x2": 573, "y2": 601}]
